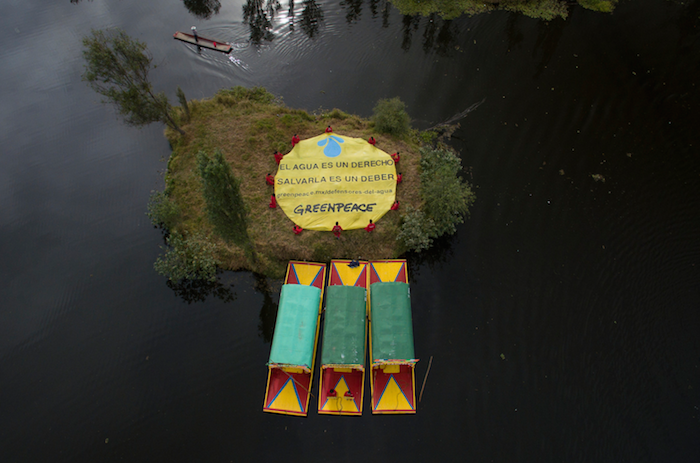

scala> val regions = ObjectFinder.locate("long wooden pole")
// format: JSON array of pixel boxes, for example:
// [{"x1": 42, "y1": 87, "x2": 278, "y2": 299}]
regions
[{"x1": 418, "y1": 356, "x2": 433, "y2": 403}]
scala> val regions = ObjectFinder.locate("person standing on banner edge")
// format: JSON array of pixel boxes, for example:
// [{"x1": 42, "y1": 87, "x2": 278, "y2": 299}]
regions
[
  {"x1": 269, "y1": 193, "x2": 277, "y2": 208},
  {"x1": 396, "y1": 172, "x2": 402, "y2": 184},
  {"x1": 368, "y1": 136, "x2": 376, "y2": 145},
  {"x1": 391, "y1": 151, "x2": 400, "y2": 164},
  {"x1": 291, "y1": 134, "x2": 300, "y2": 146},
  {"x1": 332, "y1": 222, "x2": 342, "y2": 239},
  {"x1": 266, "y1": 173, "x2": 274, "y2": 185},
  {"x1": 293, "y1": 225, "x2": 303, "y2": 235},
  {"x1": 364, "y1": 220, "x2": 375, "y2": 232},
  {"x1": 391, "y1": 200, "x2": 400, "y2": 211},
  {"x1": 274, "y1": 151, "x2": 283, "y2": 164},
  {"x1": 325, "y1": 126, "x2": 333, "y2": 133}
]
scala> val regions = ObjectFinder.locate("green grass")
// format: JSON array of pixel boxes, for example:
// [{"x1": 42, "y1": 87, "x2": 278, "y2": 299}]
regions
[{"x1": 164, "y1": 87, "x2": 424, "y2": 278}]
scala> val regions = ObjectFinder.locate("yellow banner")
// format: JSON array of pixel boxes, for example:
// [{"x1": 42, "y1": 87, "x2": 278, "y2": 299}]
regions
[{"x1": 275, "y1": 134, "x2": 397, "y2": 231}]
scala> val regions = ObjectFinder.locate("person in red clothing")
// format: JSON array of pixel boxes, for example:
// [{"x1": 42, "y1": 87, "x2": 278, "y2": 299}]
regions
[
  {"x1": 291, "y1": 134, "x2": 300, "y2": 146},
  {"x1": 390, "y1": 151, "x2": 400, "y2": 164},
  {"x1": 293, "y1": 225, "x2": 303, "y2": 235},
  {"x1": 332, "y1": 221, "x2": 342, "y2": 239},
  {"x1": 368, "y1": 136, "x2": 376, "y2": 145},
  {"x1": 266, "y1": 173, "x2": 274, "y2": 185},
  {"x1": 364, "y1": 219, "x2": 375, "y2": 232},
  {"x1": 390, "y1": 200, "x2": 400, "y2": 211},
  {"x1": 325, "y1": 126, "x2": 333, "y2": 133},
  {"x1": 396, "y1": 172, "x2": 403, "y2": 184},
  {"x1": 269, "y1": 193, "x2": 277, "y2": 208},
  {"x1": 274, "y1": 151, "x2": 284, "y2": 164}
]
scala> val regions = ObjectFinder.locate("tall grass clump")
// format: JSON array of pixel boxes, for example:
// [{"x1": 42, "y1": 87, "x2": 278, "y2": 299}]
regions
[{"x1": 372, "y1": 97, "x2": 411, "y2": 137}]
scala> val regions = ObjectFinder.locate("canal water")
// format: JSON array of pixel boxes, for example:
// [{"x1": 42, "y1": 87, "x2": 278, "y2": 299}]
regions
[{"x1": 1, "y1": 0, "x2": 699, "y2": 461}]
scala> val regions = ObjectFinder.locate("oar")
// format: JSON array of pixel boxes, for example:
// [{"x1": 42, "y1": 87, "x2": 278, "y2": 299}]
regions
[{"x1": 418, "y1": 356, "x2": 433, "y2": 403}]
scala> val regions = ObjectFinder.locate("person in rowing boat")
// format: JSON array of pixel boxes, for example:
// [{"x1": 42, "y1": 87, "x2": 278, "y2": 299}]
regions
[{"x1": 191, "y1": 26, "x2": 198, "y2": 43}]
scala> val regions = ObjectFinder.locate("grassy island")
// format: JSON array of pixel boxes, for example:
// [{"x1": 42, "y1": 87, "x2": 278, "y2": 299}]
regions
[{"x1": 155, "y1": 87, "x2": 474, "y2": 280}]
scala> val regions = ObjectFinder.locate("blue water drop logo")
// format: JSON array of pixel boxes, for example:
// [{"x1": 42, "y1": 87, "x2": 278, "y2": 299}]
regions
[{"x1": 317, "y1": 135, "x2": 344, "y2": 158}]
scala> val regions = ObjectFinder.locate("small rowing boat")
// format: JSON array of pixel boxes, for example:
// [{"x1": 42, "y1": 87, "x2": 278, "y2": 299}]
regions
[
  {"x1": 173, "y1": 31, "x2": 232, "y2": 53},
  {"x1": 368, "y1": 259, "x2": 418, "y2": 414},
  {"x1": 318, "y1": 259, "x2": 368, "y2": 416},
  {"x1": 263, "y1": 261, "x2": 326, "y2": 416}
]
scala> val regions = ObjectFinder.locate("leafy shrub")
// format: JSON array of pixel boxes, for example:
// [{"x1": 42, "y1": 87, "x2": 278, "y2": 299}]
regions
[
  {"x1": 419, "y1": 130, "x2": 438, "y2": 144},
  {"x1": 397, "y1": 146, "x2": 475, "y2": 252},
  {"x1": 154, "y1": 231, "x2": 219, "y2": 282},
  {"x1": 371, "y1": 97, "x2": 411, "y2": 137},
  {"x1": 147, "y1": 191, "x2": 180, "y2": 229},
  {"x1": 420, "y1": 146, "x2": 475, "y2": 237},
  {"x1": 397, "y1": 206, "x2": 437, "y2": 253}
]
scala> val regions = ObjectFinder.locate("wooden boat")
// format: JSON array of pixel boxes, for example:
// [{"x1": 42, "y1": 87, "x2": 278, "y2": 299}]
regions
[
  {"x1": 263, "y1": 261, "x2": 326, "y2": 416},
  {"x1": 317, "y1": 259, "x2": 368, "y2": 416},
  {"x1": 173, "y1": 31, "x2": 232, "y2": 53},
  {"x1": 368, "y1": 259, "x2": 418, "y2": 414}
]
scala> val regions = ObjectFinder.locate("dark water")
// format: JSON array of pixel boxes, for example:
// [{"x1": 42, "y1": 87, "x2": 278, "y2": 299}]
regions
[{"x1": 1, "y1": 0, "x2": 699, "y2": 461}]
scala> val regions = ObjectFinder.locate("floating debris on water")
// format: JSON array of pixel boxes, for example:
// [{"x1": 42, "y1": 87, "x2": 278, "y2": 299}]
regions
[{"x1": 591, "y1": 174, "x2": 606, "y2": 182}]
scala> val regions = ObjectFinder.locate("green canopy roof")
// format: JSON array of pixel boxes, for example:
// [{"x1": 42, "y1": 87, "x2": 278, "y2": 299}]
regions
[
  {"x1": 370, "y1": 282, "x2": 415, "y2": 361},
  {"x1": 268, "y1": 284, "x2": 322, "y2": 368},
  {"x1": 321, "y1": 285, "x2": 367, "y2": 367}
]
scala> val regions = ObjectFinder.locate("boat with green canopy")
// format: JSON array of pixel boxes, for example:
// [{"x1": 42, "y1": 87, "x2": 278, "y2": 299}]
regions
[
  {"x1": 318, "y1": 259, "x2": 369, "y2": 416},
  {"x1": 368, "y1": 259, "x2": 418, "y2": 414},
  {"x1": 263, "y1": 261, "x2": 326, "y2": 416}
]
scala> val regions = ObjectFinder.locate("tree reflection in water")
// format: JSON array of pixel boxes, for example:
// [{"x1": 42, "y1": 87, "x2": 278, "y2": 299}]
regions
[
  {"x1": 254, "y1": 274, "x2": 279, "y2": 343},
  {"x1": 243, "y1": 0, "x2": 280, "y2": 43},
  {"x1": 341, "y1": 0, "x2": 364, "y2": 23},
  {"x1": 166, "y1": 276, "x2": 236, "y2": 304},
  {"x1": 399, "y1": 13, "x2": 456, "y2": 55},
  {"x1": 300, "y1": 0, "x2": 324, "y2": 38},
  {"x1": 243, "y1": 0, "x2": 325, "y2": 42},
  {"x1": 183, "y1": 0, "x2": 221, "y2": 19},
  {"x1": 401, "y1": 14, "x2": 420, "y2": 51},
  {"x1": 532, "y1": 18, "x2": 565, "y2": 78}
]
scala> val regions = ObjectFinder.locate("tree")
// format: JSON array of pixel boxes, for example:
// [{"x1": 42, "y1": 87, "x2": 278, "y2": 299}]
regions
[
  {"x1": 197, "y1": 149, "x2": 250, "y2": 246},
  {"x1": 82, "y1": 29, "x2": 184, "y2": 135}
]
